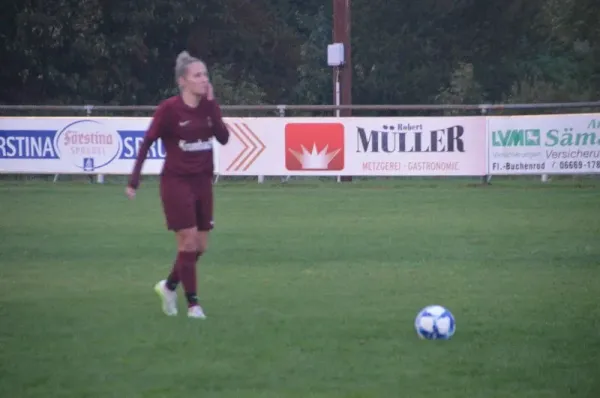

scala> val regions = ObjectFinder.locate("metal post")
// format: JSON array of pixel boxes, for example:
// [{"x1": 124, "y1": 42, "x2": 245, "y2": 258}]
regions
[
  {"x1": 82, "y1": 105, "x2": 105, "y2": 184},
  {"x1": 480, "y1": 106, "x2": 492, "y2": 185},
  {"x1": 277, "y1": 105, "x2": 291, "y2": 183},
  {"x1": 335, "y1": 68, "x2": 341, "y2": 183},
  {"x1": 277, "y1": 105, "x2": 286, "y2": 117}
]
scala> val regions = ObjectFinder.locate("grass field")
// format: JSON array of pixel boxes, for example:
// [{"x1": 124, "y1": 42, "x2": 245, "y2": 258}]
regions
[{"x1": 1, "y1": 178, "x2": 599, "y2": 398}]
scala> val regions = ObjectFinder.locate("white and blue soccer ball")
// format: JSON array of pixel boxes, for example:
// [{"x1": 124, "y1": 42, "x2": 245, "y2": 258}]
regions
[{"x1": 414, "y1": 305, "x2": 456, "y2": 340}]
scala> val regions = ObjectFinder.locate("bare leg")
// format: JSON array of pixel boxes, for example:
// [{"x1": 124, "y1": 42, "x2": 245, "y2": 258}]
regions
[
  {"x1": 196, "y1": 230, "x2": 209, "y2": 253},
  {"x1": 174, "y1": 227, "x2": 199, "y2": 307},
  {"x1": 164, "y1": 227, "x2": 209, "y2": 305},
  {"x1": 165, "y1": 227, "x2": 201, "y2": 291}
]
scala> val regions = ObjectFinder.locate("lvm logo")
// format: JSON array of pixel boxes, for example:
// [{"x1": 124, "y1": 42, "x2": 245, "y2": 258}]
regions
[
  {"x1": 492, "y1": 126, "x2": 600, "y2": 147},
  {"x1": 492, "y1": 129, "x2": 540, "y2": 147}
]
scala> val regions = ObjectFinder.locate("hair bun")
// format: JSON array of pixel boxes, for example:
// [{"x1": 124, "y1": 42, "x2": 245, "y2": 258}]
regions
[
  {"x1": 174, "y1": 50, "x2": 205, "y2": 86},
  {"x1": 176, "y1": 51, "x2": 192, "y2": 68}
]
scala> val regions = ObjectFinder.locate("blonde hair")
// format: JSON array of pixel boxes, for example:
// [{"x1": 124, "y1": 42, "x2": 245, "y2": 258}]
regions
[{"x1": 175, "y1": 51, "x2": 204, "y2": 85}]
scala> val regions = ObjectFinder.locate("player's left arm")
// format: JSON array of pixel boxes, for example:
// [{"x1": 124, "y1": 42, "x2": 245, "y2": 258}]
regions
[{"x1": 206, "y1": 84, "x2": 229, "y2": 145}]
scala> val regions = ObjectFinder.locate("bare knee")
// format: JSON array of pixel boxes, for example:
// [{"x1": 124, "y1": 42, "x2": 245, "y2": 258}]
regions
[
  {"x1": 196, "y1": 231, "x2": 209, "y2": 253},
  {"x1": 176, "y1": 228, "x2": 198, "y2": 252}
]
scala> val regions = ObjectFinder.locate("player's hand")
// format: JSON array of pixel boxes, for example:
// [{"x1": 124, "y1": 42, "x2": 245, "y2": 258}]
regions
[
  {"x1": 207, "y1": 82, "x2": 214, "y2": 101},
  {"x1": 125, "y1": 186, "x2": 136, "y2": 200}
]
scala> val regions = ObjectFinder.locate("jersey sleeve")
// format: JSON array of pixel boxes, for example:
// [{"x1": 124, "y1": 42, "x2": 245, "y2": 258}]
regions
[
  {"x1": 207, "y1": 99, "x2": 230, "y2": 145},
  {"x1": 128, "y1": 101, "x2": 170, "y2": 189}
]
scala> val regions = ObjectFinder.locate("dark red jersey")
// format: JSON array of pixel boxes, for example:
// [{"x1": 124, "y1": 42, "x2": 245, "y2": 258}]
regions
[{"x1": 128, "y1": 95, "x2": 229, "y2": 189}]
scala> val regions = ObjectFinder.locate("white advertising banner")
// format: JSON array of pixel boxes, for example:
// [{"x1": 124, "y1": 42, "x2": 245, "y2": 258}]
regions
[
  {"x1": 7, "y1": 114, "x2": 598, "y2": 177},
  {"x1": 219, "y1": 117, "x2": 487, "y2": 176},
  {"x1": 487, "y1": 113, "x2": 600, "y2": 174}
]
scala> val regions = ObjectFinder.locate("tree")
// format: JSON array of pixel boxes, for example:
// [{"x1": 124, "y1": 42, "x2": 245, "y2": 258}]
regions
[{"x1": 1, "y1": 0, "x2": 597, "y2": 107}]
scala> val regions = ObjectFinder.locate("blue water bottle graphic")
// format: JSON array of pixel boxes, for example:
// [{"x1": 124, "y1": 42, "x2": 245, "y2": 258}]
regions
[{"x1": 83, "y1": 157, "x2": 95, "y2": 171}]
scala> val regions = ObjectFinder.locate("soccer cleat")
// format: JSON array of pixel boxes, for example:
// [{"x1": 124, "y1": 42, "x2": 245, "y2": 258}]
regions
[
  {"x1": 187, "y1": 305, "x2": 207, "y2": 319},
  {"x1": 154, "y1": 280, "x2": 178, "y2": 316}
]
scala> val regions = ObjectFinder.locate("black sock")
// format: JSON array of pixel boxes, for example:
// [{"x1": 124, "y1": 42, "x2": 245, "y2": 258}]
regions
[
  {"x1": 165, "y1": 276, "x2": 178, "y2": 291},
  {"x1": 186, "y1": 292, "x2": 198, "y2": 307}
]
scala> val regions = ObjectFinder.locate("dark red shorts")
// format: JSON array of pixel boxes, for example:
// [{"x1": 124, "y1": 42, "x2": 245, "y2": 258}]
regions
[{"x1": 159, "y1": 174, "x2": 214, "y2": 231}]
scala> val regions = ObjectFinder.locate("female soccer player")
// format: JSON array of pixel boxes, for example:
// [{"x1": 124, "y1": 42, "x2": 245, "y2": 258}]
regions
[{"x1": 126, "y1": 51, "x2": 229, "y2": 319}]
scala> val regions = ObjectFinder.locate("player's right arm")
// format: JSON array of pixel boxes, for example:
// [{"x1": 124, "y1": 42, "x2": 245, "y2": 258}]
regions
[{"x1": 127, "y1": 101, "x2": 169, "y2": 194}]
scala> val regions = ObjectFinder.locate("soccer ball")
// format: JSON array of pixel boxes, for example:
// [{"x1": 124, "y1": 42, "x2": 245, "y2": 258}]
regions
[{"x1": 414, "y1": 305, "x2": 456, "y2": 340}]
